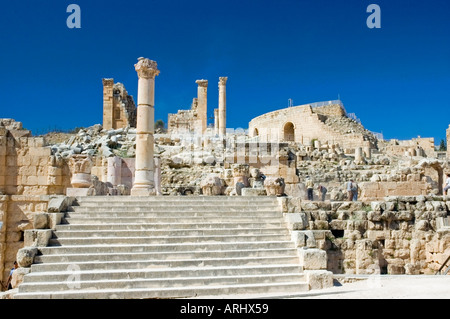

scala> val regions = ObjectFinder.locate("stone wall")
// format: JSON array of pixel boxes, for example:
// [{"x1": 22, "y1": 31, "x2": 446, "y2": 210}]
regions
[
  {"x1": 248, "y1": 103, "x2": 377, "y2": 150},
  {"x1": 280, "y1": 195, "x2": 450, "y2": 275},
  {"x1": 102, "y1": 79, "x2": 137, "y2": 130},
  {"x1": 0, "y1": 195, "x2": 49, "y2": 284},
  {"x1": 0, "y1": 121, "x2": 71, "y2": 196},
  {"x1": 380, "y1": 137, "x2": 436, "y2": 158}
]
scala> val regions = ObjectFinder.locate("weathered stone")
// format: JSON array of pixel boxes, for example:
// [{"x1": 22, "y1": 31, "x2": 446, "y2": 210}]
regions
[
  {"x1": 33, "y1": 213, "x2": 49, "y2": 229},
  {"x1": 24, "y1": 229, "x2": 52, "y2": 247},
  {"x1": 16, "y1": 247, "x2": 38, "y2": 268},
  {"x1": 11, "y1": 267, "x2": 31, "y2": 288},
  {"x1": 298, "y1": 248, "x2": 327, "y2": 270},
  {"x1": 283, "y1": 213, "x2": 308, "y2": 230},
  {"x1": 304, "y1": 270, "x2": 334, "y2": 290}
]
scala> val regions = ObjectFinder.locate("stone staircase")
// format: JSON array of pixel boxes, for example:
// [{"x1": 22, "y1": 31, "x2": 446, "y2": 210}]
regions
[{"x1": 14, "y1": 196, "x2": 308, "y2": 299}]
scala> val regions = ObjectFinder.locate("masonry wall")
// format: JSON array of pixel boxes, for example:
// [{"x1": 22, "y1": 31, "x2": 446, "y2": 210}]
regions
[
  {"x1": 102, "y1": 79, "x2": 137, "y2": 130},
  {"x1": 248, "y1": 104, "x2": 371, "y2": 150},
  {"x1": 0, "y1": 195, "x2": 49, "y2": 284},
  {"x1": 281, "y1": 196, "x2": 450, "y2": 275}
]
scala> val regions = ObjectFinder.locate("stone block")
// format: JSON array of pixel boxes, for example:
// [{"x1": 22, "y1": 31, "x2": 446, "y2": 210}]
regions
[
  {"x1": 11, "y1": 267, "x2": 31, "y2": 288},
  {"x1": 16, "y1": 247, "x2": 38, "y2": 268},
  {"x1": 283, "y1": 213, "x2": 308, "y2": 230},
  {"x1": 241, "y1": 188, "x2": 267, "y2": 196},
  {"x1": 33, "y1": 213, "x2": 49, "y2": 229},
  {"x1": 48, "y1": 196, "x2": 75, "y2": 213},
  {"x1": 48, "y1": 213, "x2": 64, "y2": 230},
  {"x1": 291, "y1": 231, "x2": 306, "y2": 248},
  {"x1": 66, "y1": 188, "x2": 90, "y2": 197},
  {"x1": 298, "y1": 248, "x2": 327, "y2": 270},
  {"x1": 24, "y1": 229, "x2": 52, "y2": 247},
  {"x1": 304, "y1": 270, "x2": 334, "y2": 290}
]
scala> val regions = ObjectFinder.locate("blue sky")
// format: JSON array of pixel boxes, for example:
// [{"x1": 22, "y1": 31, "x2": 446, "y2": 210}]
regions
[{"x1": 0, "y1": 0, "x2": 449, "y2": 143}]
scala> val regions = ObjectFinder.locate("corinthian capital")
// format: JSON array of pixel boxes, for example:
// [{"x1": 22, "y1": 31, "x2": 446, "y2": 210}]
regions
[
  {"x1": 219, "y1": 77, "x2": 228, "y2": 86},
  {"x1": 196, "y1": 79, "x2": 208, "y2": 87},
  {"x1": 135, "y1": 57, "x2": 160, "y2": 79}
]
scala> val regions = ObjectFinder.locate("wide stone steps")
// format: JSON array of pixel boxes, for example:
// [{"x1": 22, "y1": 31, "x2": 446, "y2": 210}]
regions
[
  {"x1": 48, "y1": 234, "x2": 290, "y2": 246},
  {"x1": 30, "y1": 255, "x2": 300, "y2": 272},
  {"x1": 37, "y1": 241, "x2": 296, "y2": 255},
  {"x1": 18, "y1": 273, "x2": 305, "y2": 294},
  {"x1": 51, "y1": 228, "x2": 290, "y2": 238},
  {"x1": 14, "y1": 196, "x2": 307, "y2": 299},
  {"x1": 55, "y1": 221, "x2": 287, "y2": 231},
  {"x1": 15, "y1": 281, "x2": 308, "y2": 299},
  {"x1": 34, "y1": 248, "x2": 299, "y2": 263},
  {"x1": 21, "y1": 264, "x2": 303, "y2": 283}
]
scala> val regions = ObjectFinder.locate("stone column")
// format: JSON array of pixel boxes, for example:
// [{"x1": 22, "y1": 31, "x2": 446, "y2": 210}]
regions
[
  {"x1": 131, "y1": 57, "x2": 160, "y2": 196},
  {"x1": 195, "y1": 80, "x2": 208, "y2": 135},
  {"x1": 218, "y1": 77, "x2": 228, "y2": 137},
  {"x1": 214, "y1": 108, "x2": 219, "y2": 136},
  {"x1": 355, "y1": 147, "x2": 364, "y2": 163}
]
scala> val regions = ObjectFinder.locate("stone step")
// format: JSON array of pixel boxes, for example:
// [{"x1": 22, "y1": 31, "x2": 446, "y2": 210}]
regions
[
  {"x1": 55, "y1": 221, "x2": 287, "y2": 231},
  {"x1": 38, "y1": 241, "x2": 296, "y2": 255},
  {"x1": 15, "y1": 281, "x2": 308, "y2": 299},
  {"x1": 34, "y1": 248, "x2": 299, "y2": 264},
  {"x1": 69, "y1": 206, "x2": 279, "y2": 213},
  {"x1": 47, "y1": 234, "x2": 291, "y2": 246},
  {"x1": 22, "y1": 264, "x2": 303, "y2": 283},
  {"x1": 61, "y1": 216, "x2": 282, "y2": 224},
  {"x1": 18, "y1": 273, "x2": 305, "y2": 293},
  {"x1": 52, "y1": 227, "x2": 290, "y2": 238},
  {"x1": 30, "y1": 255, "x2": 300, "y2": 272},
  {"x1": 75, "y1": 196, "x2": 278, "y2": 202},
  {"x1": 72, "y1": 201, "x2": 279, "y2": 207},
  {"x1": 65, "y1": 210, "x2": 281, "y2": 217}
]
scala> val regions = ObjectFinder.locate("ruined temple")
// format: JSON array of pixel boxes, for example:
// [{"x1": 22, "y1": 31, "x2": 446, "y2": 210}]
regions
[{"x1": 102, "y1": 79, "x2": 137, "y2": 130}]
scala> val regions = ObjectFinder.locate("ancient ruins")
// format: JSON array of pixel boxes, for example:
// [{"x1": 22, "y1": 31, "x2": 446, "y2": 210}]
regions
[{"x1": 0, "y1": 57, "x2": 449, "y2": 299}]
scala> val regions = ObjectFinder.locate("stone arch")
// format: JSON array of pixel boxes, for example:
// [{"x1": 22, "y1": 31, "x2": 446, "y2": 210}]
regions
[
  {"x1": 418, "y1": 160, "x2": 445, "y2": 195},
  {"x1": 283, "y1": 122, "x2": 295, "y2": 142},
  {"x1": 253, "y1": 128, "x2": 259, "y2": 137}
]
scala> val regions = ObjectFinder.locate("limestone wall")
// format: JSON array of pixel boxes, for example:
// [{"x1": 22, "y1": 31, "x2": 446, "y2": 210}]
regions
[
  {"x1": 248, "y1": 103, "x2": 375, "y2": 150},
  {"x1": 102, "y1": 79, "x2": 137, "y2": 130},
  {"x1": 281, "y1": 195, "x2": 450, "y2": 275},
  {"x1": 0, "y1": 195, "x2": 49, "y2": 284}
]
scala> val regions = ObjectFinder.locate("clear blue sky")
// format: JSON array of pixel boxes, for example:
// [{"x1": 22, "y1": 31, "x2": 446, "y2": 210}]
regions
[{"x1": 0, "y1": 0, "x2": 449, "y2": 143}]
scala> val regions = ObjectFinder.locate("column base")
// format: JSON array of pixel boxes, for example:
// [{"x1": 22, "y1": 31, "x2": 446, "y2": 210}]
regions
[{"x1": 130, "y1": 187, "x2": 156, "y2": 196}]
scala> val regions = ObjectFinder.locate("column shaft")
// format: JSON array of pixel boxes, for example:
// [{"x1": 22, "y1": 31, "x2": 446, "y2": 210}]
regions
[{"x1": 131, "y1": 57, "x2": 160, "y2": 196}]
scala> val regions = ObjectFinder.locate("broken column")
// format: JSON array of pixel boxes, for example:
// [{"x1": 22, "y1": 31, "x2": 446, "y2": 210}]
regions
[
  {"x1": 195, "y1": 80, "x2": 208, "y2": 135},
  {"x1": 355, "y1": 147, "x2": 364, "y2": 164},
  {"x1": 218, "y1": 77, "x2": 227, "y2": 137},
  {"x1": 131, "y1": 57, "x2": 160, "y2": 196},
  {"x1": 66, "y1": 154, "x2": 93, "y2": 196}
]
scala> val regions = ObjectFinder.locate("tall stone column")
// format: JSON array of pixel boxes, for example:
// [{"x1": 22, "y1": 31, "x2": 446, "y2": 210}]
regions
[
  {"x1": 214, "y1": 108, "x2": 219, "y2": 136},
  {"x1": 218, "y1": 77, "x2": 228, "y2": 137},
  {"x1": 195, "y1": 80, "x2": 208, "y2": 135},
  {"x1": 131, "y1": 57, "x2": 160, "y2": 196}
]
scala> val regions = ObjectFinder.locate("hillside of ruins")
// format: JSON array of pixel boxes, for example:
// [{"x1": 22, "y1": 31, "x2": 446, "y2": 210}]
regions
[{"x1": 0, "y1": 57, "x2": 449, "y2": 298}]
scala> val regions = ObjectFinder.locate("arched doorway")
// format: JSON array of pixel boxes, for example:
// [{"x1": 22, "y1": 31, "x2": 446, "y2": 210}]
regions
[
  {"x1": 253, "y1": 128, "x2": 259, "y2": 137},
  {"x1": 283, "y1": 122, "x2": 295, "y2": 142}
]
